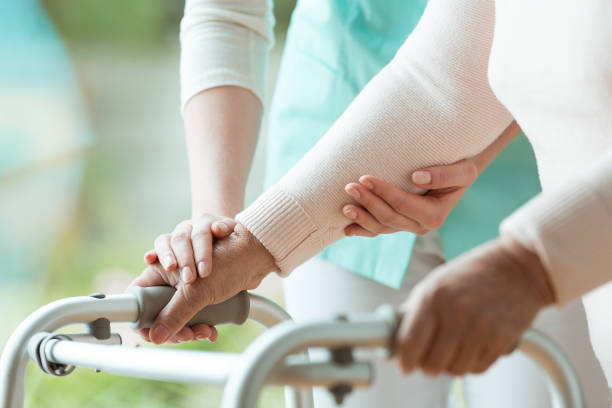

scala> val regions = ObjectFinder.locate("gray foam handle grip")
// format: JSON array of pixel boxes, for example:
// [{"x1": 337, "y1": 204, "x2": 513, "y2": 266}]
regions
[{"x1": 128, "y1": 286, "x2": 250, "y2": 330}]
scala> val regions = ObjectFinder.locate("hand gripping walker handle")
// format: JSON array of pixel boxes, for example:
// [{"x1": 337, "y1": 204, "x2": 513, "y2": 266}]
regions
[{"x1": 128, "y1": 286, "x2": 250, "y2": 329}]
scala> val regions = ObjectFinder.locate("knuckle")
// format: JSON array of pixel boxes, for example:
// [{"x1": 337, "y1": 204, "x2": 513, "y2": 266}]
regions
[
  {"x1": 190, "y1": 228, "x2": 210, "y2": 240},
  {"x1": 461, "y1": 159, "x2": 478, "y2": 181},
  {"x1": 171, "y1": 231, "x2": 190, "y2": 243},
  {"x1": 414, "y1": 227, "x2": 429, "y2": 236},
  {"x1": 378, "y1": 213, "x2": 398, "y2": 226},
  {"x1": 424, "y1": 212, "x2": 445, "y2": 229},
  {"x1": 453, "y1": 303, "x2": 474, "y2": 322},
  {"x1": 154, "y1": 234, "x2": 170, "y2": 246},
  {"x1": 427, "y1": 284, "x2": 448, "y2": 304}
]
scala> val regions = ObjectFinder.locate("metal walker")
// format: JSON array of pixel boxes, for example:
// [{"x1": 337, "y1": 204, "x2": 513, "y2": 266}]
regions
[{"x1": 0, "y1": 286, "x2": 583, "y2": 408}]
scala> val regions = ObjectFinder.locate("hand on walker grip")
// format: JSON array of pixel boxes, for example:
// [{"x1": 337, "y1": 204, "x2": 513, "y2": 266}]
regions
[
  {"x1": 343, "y1": 158, "x2": 479, "y2": 237},
  {"x1": 144, "y1": 213, "x2": 237, "y2": 284},
  {"x1": 132, "y1": 224, "x2": 276, "y2": 345},
  {"x1": 393, "y1": 236, "x2": 555, "y2": 376}
]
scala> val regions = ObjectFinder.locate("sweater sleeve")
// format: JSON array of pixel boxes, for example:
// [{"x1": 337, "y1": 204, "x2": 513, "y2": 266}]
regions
[
  {"x1": 500, "y1": 149, "x2": 612, "y2": 305},
  {"x1": 179, "y1": 0, "x2": 274, "y2": 111},
  {"x1": 236, "y1": 0, "x2": 513, "y2": 274}
]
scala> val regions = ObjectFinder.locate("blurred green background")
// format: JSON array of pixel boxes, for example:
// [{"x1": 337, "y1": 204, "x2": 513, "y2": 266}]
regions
[
  {"x1": 0, "y1": 1, "x2": 540, "y2": 407},
  {"x1": 0, "y1": 1, "x2": 295, "y2": 406}
]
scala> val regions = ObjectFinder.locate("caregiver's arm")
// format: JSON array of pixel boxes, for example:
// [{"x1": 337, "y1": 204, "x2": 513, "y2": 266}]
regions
[
  {"x1": 236, "y1": 0, "x2": 513, "y2": 273},
  {"x1": 146, "y1": 0, "x2": 273, "y2": 281},
  {"x1": 180, "y1": 0, "x2": 273, "y2": 217},
  {"x1": 138, "y1": 0, "x2": 515, "y2": 344},
  {"x1": 342, "y1": 121, "x2": 522, "y2": 237}
]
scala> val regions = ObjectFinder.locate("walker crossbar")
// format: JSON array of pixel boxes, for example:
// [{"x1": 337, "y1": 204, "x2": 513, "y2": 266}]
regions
[{"x1": 0, "y1": 287, "x2": 584, "y2": 408}]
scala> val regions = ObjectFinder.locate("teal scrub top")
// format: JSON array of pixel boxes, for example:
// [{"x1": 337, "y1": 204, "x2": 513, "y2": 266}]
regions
[
  {"x1": 265, "y1": 0, "x2": 542, "y2": 287},
  {"x1": 265, "y1": 0, "x2": 427, "y2": 288}
]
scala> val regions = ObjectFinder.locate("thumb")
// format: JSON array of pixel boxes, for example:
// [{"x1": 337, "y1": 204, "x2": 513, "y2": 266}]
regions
[
  {"x1": 211, "y1": 218, "x2": 238, "y2": 238},
  {"x1": 412, "y1": 159, "x2": 478, "y2": 190},
  {"x1": 149, "y1": 284, "x2": 211, "y2": 344}
]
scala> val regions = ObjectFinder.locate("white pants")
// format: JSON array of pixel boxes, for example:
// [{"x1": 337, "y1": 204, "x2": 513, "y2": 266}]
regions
[{"x1": 283, "y1": 232, "x2": 610, "y2": 407}]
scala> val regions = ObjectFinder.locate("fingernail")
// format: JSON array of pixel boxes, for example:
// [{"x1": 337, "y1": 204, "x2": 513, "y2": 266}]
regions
[
  {"x1": 151, "y1": 324, "x2": 169, "y2": 344},
  {"x1": 181, "y1": 266, "x2": 195, "y2": 284},
  {"x1": 343, "y1": 207, "x2": 357, "y2": 219},
  {"x1": 345, "y1": 184, "x2": 360, "y2": 199},
  {"x1": 198, "y1": 261, "x2": 209, "y2": 278},
  {"x1": 163, "y1": 255, "x2": 175, "y2": 270},
  {"x1": 213, "y1": 222, "x2": 229, "y2": 234},
  {"x1": 412, "y1": 171, "x2": 431, "y2": 185},
  {"x1": 360, "y1": 177, "x2": 374, "y2": 190}
]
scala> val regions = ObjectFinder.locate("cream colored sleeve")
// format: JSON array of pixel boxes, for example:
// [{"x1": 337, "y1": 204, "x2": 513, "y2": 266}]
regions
[
  {"x1": 501, "y1": 150, "x2": 612, "y2": 305},
  {"x1": 236, "y1": 0, "x2": 513, "y2": 274},
  {"x1": 180, "y1": 0, "x2": 274, "y2": 110}
]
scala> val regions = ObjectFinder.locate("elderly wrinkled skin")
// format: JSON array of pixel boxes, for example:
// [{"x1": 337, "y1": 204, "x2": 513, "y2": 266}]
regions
[
  {"x1": 131, "y1": 223, "x2": 276, "y2": 344},
  {"x1": 394, "y1": 235, "x2": 555, "y2": 376}
]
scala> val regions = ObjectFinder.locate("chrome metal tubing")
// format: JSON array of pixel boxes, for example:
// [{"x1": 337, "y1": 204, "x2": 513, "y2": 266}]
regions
[
  {"x1": 37, "y1": 339, "x2": 371, "y2": 387},
  {"x1": 518, "y1": 330, "x2": 583, "y2": 408},
  {"x1": 0, "y1": 294, "x2": 138, "y2": 408},
  {"x1": 222, "y1": 306, "x2": 397, "y2": 408}
]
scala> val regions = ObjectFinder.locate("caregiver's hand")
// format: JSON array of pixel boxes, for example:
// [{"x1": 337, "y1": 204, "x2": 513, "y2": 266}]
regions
[
  {"x1": 131, "y1": 223, "x2": 277, "y2": 344},
  {"x1": 394, "y1": 235, "x2": 555, "y2": 376},
  {"x1": 143, "y1": 213, "x2": 237, "y2": 284},
  {"x1": 343, "y1": 158, "x2": 478, "y2": 237}
]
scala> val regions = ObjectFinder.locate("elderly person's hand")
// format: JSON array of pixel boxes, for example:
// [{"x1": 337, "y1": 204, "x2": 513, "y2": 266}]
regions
[
  {"x1": 394, "y1": 235, "x2": 555, "y2": 376},
  {"x1": 130, "y1": 223, "x2": 277, "y2": 344}
]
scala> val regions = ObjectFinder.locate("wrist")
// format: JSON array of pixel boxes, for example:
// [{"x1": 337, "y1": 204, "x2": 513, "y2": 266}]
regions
[
  {"x1": 191, "y1": 197, "x2": 244, "y2": 219},
  {"x1": 232, "y1": 223, "x2": 278, "y2": 283},
  {"x1": 497, "y1": 234, "x2": 556, "y2": 306}
]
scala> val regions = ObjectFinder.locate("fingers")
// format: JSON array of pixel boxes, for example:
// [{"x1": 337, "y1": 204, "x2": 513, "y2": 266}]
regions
[
  {"x1": 168, "y1": 326, "x2": 195, "y2": 343},
  {"x1": 211, "y1": 218, "x2": 237, "y2": 238},
  {"x1": 170, "y1": 222, "x2": 197, "y2": 285},
  {"x1": 395, "y1": 304, "x2": 437, "y2": 374},
  {"x1": 411, "y1": 159, "x2": 478, "y2": 190},
  {"x1": 144, "y1": 250, "x2": 158, "y2": 265},
  {"x1": 129, "y1": 263, "x2": 168, "y2": 288},
  {"x1": 343, "y1": 204, "x2": 397, "y2": 235},
  {"x1": 420, "y1": 321, "x2": 463, "y2": 377},
  {"x1": 154, "y1": 234, "x2": 178, "y2": 271},
  {"x1": 190, "y1": 219, "x2": 214, "y2": 278},
  {"x1": 150, "y1": 283, "x2": 210, "y2": 344},
  {"x1": 344, "y1": 183, "x2": 425, "y2": 234},
  {"x1": 344, "y1": 224, "x2": 378, "y2": 237},
  {"x1": 355, "y1": 176, "x2": 443, "y2": 231}
]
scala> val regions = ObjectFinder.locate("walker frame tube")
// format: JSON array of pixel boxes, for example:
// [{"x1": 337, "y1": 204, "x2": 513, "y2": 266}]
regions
[
  {"x1": 0, "y1": 292, "x2": 310, "y2": 408},
  {"x1": 222, "y1": 307, "x2": 583, "y2": 408},
  {"x1": 1, "y1": 293, "x2": 583, "y2": 408}
]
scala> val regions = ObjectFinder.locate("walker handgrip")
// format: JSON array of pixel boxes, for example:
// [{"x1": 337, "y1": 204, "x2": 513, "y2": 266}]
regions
[{"x1": 128, "y1": 286, "x2": 250, "y2": 330}]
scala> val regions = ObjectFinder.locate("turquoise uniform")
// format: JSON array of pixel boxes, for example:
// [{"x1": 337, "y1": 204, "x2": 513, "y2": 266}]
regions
[{"x1": 266, "y1": 0, "x2": 427, "y2": 288}]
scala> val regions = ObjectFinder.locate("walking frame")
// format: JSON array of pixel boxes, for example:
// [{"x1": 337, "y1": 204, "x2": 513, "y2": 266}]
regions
[{"x1": 0, "y1": 286, "x2": 583, "y2": 408}]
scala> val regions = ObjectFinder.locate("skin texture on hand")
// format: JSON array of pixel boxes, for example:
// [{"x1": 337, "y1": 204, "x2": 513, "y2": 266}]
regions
[
  {"x1": 394, "y1": 235, "x2": 555, "y2": 376},
  {"x1": 131, "y1": 223, "x2": 277, "y2": 344}
]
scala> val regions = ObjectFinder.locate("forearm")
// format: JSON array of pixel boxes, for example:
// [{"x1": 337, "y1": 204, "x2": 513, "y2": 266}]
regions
[
  {"x1": 184, "y1": 86, "x2": 263, "y2": 217},
  {"x1": 179, "y1": 0, "x2": 273, "y2": 217},
  {"x1": 237, "y1": 0, "x2": 512, "y2": 273}
]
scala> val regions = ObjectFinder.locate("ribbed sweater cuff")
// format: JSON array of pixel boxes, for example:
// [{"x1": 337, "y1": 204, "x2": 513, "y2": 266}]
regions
[
  {"x1": 500, "y1": 182, "x2": 612, "y2": 305},
  {"x1": 236, "y1": 186, "x2": 322, "y2": 276}
]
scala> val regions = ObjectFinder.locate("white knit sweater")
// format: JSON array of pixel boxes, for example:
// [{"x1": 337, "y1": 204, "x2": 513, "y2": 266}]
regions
[{"x1": 181, "y1": 0, "x2": 612, "y2": 376}]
